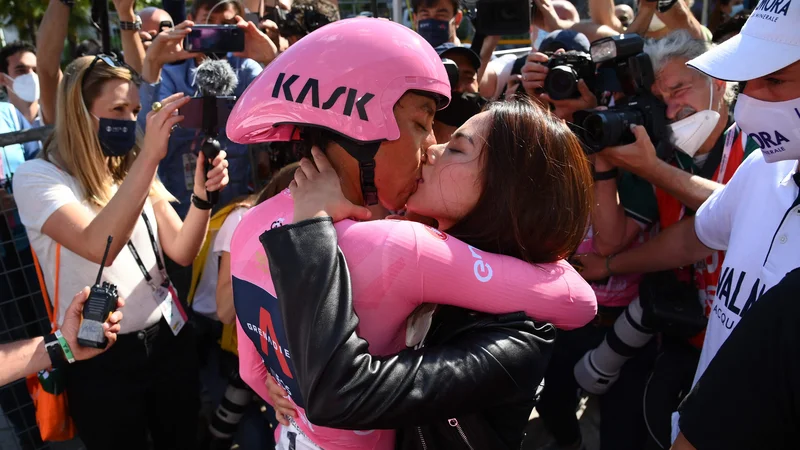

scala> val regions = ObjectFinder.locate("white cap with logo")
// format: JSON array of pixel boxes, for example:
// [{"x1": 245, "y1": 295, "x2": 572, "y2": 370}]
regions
[{"x1": 687, "y1": 0, "x2": 800, "y2": 81}]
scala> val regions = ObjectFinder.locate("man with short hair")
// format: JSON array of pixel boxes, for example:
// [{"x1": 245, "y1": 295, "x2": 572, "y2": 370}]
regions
[
  {"x1": 0, "y1": 42, "x2": 42, "y2": 131},
  {"x1": 138, "y1": 7, "x2": 174, "y2": 49},
  {"x1": 276, "y1": 0, "x2": 339, "y2": 46},
  {"x1": 411, "y1": 0, "x2": 462, "y2": 47}
]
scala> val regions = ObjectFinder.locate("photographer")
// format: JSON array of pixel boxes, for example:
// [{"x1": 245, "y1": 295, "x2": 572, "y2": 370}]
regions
[
  {"x1": 12, "y1": 53, "x2": 229, "y2": 450},
  {"x1": 433, "y1": 43, "x2": 487, "y2": 143},
  {"x1": 573, "y1": 30, "x2": 758, "y2": 448},
  {"x1": 138, "y1": 0, "x2": 276, "y2": 219}
]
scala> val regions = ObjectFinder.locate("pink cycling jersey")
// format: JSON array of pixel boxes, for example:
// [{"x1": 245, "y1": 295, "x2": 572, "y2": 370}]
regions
[{"x1": 232, "y1": 190, "x2": 597, "y2": 450}]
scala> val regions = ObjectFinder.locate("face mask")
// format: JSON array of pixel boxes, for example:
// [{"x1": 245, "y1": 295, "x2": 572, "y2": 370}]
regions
[
  {"x1": 11, "y1": 72, "x2": 40, "y2": 103},
  {"x1": 648, "y1": 14, "x2": 667, "y2": 32},
  {"x1": 96, "y1": 116, "x2": 137, "y2": 157},
  {"x1": 734, "y1": 94, "x2": 800, "y2": 163},
  {"x1": 667, "y1": 78, "x2": 720, "y2": 157},
  {"x1": 729, "y1": 3, "x2": 745, "y2": 16},
  {"x1": 418, "y1": 18, "x2": 451, "y2": 47}
]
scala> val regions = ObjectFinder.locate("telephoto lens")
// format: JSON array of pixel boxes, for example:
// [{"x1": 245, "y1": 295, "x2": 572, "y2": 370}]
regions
[
  {"x1": 208, "y1": 372, "x2": 254, "y2": 448},
  {"x1": 581, "y1": 108, "x2": 644, "y2": 151},
  {"x1": 573, "y1": 298, "x2": 655, "y2": 395}
]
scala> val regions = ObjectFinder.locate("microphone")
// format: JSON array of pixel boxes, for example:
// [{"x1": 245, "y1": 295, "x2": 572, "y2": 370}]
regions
[{"x1": 194, "y1": 59, "x2": 238, "y2": 206}]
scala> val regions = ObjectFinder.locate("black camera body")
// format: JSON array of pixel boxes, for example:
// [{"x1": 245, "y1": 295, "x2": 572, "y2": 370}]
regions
[
  {"x1": 442, "y1": 58, "x2": 459, "y2": 90},
  {"x1": 543, "y1": 51, "x2": 596, "y2": 101},
  {"x1": 570, "y1": 35, "x2": 672, "y2": 154},
  {"x1": 639, "y1": 270, "x2": 708, "y2": 339},
  {"x1": 467, "y1": 0, "x2": 531, "y2": 35}
]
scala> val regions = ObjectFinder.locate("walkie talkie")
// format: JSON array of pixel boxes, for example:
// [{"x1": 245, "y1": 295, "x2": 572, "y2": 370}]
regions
[{"x1": 77, "y1": 236, "x2": 119, "y2": 348}]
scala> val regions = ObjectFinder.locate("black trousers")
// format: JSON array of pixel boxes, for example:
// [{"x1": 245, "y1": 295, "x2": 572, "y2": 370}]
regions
[
  {"x1": 65, "y1": 320, "x2": 200, "y2": 450},
  {"x1": 537, "y1": 317, "x2": 657, "y2": 450}
]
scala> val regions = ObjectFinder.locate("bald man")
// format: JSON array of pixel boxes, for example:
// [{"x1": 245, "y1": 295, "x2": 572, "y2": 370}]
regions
[
  {"x1": 139, "y1": 7, "x2": 174, "y2": 49},
  {"x1": 615, "y1": 4, "x2": 634, "y2": 27}
]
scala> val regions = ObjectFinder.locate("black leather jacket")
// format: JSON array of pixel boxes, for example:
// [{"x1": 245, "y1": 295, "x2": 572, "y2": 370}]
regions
[{"x1": 260, "y1": 218, "x2": 556, "y2": 450}]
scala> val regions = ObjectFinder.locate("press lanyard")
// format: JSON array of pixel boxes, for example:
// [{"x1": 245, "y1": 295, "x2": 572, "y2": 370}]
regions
[{"x1": 126, "y1": 212, "x2": 166, "y2": 285}]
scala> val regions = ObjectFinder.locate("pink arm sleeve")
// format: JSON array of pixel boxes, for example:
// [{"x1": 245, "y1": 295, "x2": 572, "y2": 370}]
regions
[
  {"x1": 340, "y1": 220, "x2": 597, "y2": 330},
  {"x1": 236, "y1": 319, "x2": 273, "y2": 405}
]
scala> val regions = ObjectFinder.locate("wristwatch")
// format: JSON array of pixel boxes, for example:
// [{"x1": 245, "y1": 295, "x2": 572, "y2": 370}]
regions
[
  {"x1": 120, "y1": 16, "x2": 143, "y2": 31},
  {"x1": 593, "y1": 167, "x2": 619, "y2": 181},
  {"x1": 43, "y1": 333, "x2": 66, "y2": 369},
  {"x1": 191, "y1": 193, "x2": 214, "y2": 210}
]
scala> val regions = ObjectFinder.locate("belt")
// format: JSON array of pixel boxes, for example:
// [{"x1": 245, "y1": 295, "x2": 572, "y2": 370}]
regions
[{"x1": 119, "y1": 321, "x2": 162, "y2": 357}]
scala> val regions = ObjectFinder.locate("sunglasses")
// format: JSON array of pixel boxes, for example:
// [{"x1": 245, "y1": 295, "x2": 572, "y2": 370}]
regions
[{"x1": 81, "y1": 54, "x2": 140, "y2": 88}]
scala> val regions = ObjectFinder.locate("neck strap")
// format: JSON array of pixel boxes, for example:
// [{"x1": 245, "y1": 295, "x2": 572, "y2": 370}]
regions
[{"x1": 332, "y1": 136, "x2": 381, "y2": 206}]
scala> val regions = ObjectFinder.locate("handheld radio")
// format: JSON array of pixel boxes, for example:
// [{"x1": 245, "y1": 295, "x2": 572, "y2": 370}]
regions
[{"x1": 77, "y1": 236, "x2": 119, "y2": 348}]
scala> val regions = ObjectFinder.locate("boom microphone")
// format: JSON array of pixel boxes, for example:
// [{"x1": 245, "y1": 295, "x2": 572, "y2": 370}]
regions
[{"x1": 194, "y1": 59, "x2": 238, "y2": 206}]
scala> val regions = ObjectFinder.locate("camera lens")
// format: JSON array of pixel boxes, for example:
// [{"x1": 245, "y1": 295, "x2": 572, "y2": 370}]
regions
[
  {"x1": 581, "y1": 109, "x2": 643, "y2": 149},
  {"x1": 544, "y1": 66, "x2": 579, "y2": 101}
]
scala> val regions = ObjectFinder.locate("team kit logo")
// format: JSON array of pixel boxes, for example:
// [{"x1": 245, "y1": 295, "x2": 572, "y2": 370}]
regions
[{"x1": 751, "y1": 0, "x2": 791, "y2": 21}]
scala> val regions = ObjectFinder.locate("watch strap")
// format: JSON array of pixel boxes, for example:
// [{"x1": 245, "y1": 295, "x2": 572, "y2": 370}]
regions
[
  {"x1": 191, "y1": 193, "x2": 214, "y2": 210},
  {"x1": 120, "y1": 16, "x2": 143, "y2": 31},
  {"x1": 44, "y1": 333, "x2": 66, "y2": 368},
  {"x1": 54, "y1": 330, "x2": 76, "y2": 364},
  {"x1": 593, "y1": 167, "x2": 619, "y2": 181},
  {"x1": 59, "y1": 0, "x2": 75, "y2": 7}
]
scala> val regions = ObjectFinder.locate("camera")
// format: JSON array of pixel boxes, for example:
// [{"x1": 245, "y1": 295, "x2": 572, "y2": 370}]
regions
[
  {"x1": 208, "y1": 371, "x2": 254, "y2": 448},
  {"x1": 569, "y1": 34, "x2": 671, "y2": 154},
  {"x1": 462, "y1": 0, "x2": 531, "y2": 36},
  {"x1": 442, "y1": 58, "x2": 459, "y2": 90},
  {"x1": 543, "y1": 50, "x2": 595, "y2": 101},
  {"x1": 574, "y1": 271, "x2": 706, "y2": 395},
  {"x1": 572, "y1": 93, "x2": 669, "y2": 153}
]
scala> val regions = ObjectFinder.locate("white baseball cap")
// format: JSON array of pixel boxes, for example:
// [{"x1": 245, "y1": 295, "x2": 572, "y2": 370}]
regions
[{"x1": 687, "y1": 0, "x2": 800, "y2": 81}]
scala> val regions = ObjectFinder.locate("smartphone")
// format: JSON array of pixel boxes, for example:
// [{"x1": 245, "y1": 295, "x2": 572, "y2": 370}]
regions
[
  {"x1": 178, "y1": 97, "x2": 237, "y2": 129},
  {"x1": 184, "y1": 25, "x2": 245, "y2": 53}
]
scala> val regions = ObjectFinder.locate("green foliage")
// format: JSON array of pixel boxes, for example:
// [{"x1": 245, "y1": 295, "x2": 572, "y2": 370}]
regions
[{"x1": 0, "y1": 0, "x2": 93, "y2": 46}]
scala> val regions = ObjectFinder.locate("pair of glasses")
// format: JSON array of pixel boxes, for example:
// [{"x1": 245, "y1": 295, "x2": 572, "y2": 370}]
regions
[{"x1": 81, "y1": 54, "x2": 140, "y2": 88}]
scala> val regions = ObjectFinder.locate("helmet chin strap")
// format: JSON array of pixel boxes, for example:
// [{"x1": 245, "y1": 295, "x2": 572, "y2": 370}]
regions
[{"x1": 333, "y1": 136, "x2": 382, "y2": 206}]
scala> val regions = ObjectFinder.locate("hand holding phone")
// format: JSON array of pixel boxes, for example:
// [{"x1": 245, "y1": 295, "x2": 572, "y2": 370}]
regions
[{"x1": 184, "y1": 24, "x2": 245, "y2": 54}]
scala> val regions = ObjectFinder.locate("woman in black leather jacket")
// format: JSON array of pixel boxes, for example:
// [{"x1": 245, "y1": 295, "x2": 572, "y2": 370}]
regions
[{"x1": 256, "y1": 99, "x2": 596, "y2": 449}]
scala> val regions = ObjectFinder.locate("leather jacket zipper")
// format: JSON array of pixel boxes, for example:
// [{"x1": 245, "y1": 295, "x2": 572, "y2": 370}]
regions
[
  {"x1": 448, "y1": 418, "x2": 475, "y2": 450},
  {"x1": 417, "y1": 426, "x2": 428, "y2": 450}
]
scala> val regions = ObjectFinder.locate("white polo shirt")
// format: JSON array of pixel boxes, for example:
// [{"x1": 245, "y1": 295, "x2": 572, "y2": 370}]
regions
[{"x1": 692, "y1": 150, "x2": 800, "y2": 386}]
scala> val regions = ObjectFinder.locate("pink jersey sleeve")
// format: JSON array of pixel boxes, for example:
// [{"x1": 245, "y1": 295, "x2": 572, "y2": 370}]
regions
[
  {"x1": 337, "y1": 220, "x2": 597, "y2": 330},
  {"x1": 236, "y1": 319, "x2": 272, "y2": 405}
]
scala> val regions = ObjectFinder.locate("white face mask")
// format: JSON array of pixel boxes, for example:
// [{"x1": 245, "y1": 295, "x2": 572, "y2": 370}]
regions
[
  {"x1": 734, "y1": 94, "x2": 800, "y2": 163},
  {"x1": 11, "y1": 72, "x2": 40, "y2": 104},
  {"x1": 667, "y1": 78, "x2": 721, "y2": 157},
  {"x1": 729, "y1": 3, "x2": 745, "y2": 17},
  {"x1": 648, "y1": 14, "x2": 667, "y2": 32}
]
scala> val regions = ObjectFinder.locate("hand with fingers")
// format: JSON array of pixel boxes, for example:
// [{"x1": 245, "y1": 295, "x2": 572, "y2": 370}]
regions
[
  {"x1": 142, "y1": 93, "x2": 192, "y2": 163},
  {"x1": 571, "y1": 252, "x2": 611, "y2": 281},
  {"x1": 142, "y1": 20, "x2": 194, "y2": 83},
  {"x1": 59, "y1": 287, "x2": 125, "y2": 361},
  {"x1": 266, "y1": 376, "x2": 297, "y2": 427},
  {"x1": 290, "y1": 147, "x2": 372, "y2": 223},
  {"x1": 193, "y1": 149, "x2": 230, "y2": 202},
  {"x1": 538, "y1": 78, "x2": 598, "y2": 122},
  {"x1": 602, "y1": 125, "x2": 659, "y2": 174},
  {"x1": 233, "y1": 15, "x2": 278, "y2": 66},
  {"x1": 520, "y1": 52, "x2": 550, "y2": 97}
]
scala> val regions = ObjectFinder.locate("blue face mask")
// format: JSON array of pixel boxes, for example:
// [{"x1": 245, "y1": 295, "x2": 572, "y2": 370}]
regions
[
  {"x1": 417, "y1": 18, "x2": 451, "y2": 47},
  {"x1": 96, "y1": 117, "x2": 137, "y2": 157}
]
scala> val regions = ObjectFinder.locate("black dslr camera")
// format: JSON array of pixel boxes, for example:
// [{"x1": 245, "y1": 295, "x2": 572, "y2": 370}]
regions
[
  {"x1": 543, "y1": 50, "x2": 596, "y2": 100},
  {"x1": 571, "y1": 34, "x2": 671, "y2": 155}
]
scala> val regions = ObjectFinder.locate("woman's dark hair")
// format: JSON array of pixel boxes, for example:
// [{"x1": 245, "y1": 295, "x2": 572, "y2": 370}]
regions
[{"x1": 446, "y1": 98, "x2": 593, "y2": 264}]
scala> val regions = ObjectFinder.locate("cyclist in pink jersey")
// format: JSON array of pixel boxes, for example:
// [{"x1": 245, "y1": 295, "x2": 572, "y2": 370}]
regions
[{"x1": 227, "y1": 18, "x2": 596, "y2": 450}]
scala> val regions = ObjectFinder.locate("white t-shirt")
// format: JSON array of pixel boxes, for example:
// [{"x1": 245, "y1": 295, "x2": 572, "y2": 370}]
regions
[
  {"x1": 191, "y1": 207, "x2": 247, "y2": 318},
  {"x1": 692, "y1": 150, "x2": 800, "y2": 386},
  {"x1": 13, "y1": 159, "x2": 167, "y2": 334}
]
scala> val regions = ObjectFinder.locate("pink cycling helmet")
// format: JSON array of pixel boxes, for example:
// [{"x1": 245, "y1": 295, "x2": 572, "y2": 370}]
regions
[
  {"x1": 228, "y1": 18, "x2": 450, "y2": 145},
  {"x1": 227, "y1": 18, "x2": 451, "y2": 204}
]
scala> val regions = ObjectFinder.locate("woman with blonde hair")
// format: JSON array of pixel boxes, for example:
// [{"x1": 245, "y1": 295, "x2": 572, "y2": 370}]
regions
[{"x1": 13, "y1": 54, "x2": 229, "y2": 450}]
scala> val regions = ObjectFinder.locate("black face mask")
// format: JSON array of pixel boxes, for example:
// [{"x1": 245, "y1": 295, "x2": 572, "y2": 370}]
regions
[
  {"x1": 435, "y1": 92, "x2": 488, "y2": 128},
  {"x1": 97, "y1": 117, "x2": 137, "y2": 157}
]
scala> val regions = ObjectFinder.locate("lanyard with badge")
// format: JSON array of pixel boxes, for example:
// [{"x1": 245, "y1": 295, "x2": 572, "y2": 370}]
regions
[{"x1": 127, "y1": 212, "x2": 187, "y2": 335}]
